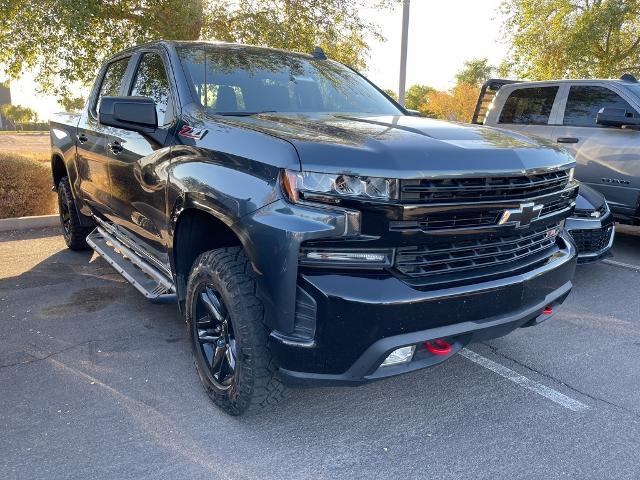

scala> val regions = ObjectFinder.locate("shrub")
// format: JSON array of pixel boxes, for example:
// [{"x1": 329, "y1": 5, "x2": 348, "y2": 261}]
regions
[{"x1": 0, "y1": 153, "x2": 57, "y2": 219}]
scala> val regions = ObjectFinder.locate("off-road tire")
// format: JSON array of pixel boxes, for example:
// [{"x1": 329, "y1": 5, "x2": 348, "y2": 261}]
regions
[
  {"x1": 186, "y1": 247, "x2": 287, "y2": 415},
  {"x1": 57, "y1": 177, "x2": 93, "y2": 250}
]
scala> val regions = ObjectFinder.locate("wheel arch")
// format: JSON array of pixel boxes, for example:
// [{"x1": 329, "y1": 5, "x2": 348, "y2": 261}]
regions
[
  {"x1": 51, "y1": 153, "x2": 67, "y2": 191},
  {"x1": 171, "y1": 199, "x2": 247, "y2": 310}
]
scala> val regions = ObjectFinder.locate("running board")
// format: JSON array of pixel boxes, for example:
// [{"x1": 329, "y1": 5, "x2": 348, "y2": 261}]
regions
[{"x1": 86, "y1": 227, "x2": 177, "y2": 304}]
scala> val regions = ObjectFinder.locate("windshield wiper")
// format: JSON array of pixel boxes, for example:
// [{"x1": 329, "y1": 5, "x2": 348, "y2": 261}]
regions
[{"x1": 215, "y1": 111, "x2": 277, "y2": 116}]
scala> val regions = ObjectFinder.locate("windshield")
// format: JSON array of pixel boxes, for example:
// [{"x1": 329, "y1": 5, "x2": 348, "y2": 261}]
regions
[{"x1": 177, "y1": 46, "x2": 402, "y2": 116}]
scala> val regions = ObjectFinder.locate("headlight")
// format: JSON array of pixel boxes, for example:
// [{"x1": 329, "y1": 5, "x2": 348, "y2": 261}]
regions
[
  {"x1": 282, "y1": 170, "x2": 397, "y2": 203},
  {"x1": 568, "y1": 167, "x2": 575, "y2": 182}
]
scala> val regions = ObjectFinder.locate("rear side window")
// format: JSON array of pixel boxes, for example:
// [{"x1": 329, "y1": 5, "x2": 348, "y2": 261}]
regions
[
  {"x1": 130, "y1": 53, "x2": 173, "y2": 126},
  {"x1": 563, "y1": 86, "x2": 639, "y2": 127},
  {"x1": 499, "y1": 87, "x2": 559, "y2": 125},
  {"x1": 94, "y1": 57, "x2": 130, "y2": 115}
]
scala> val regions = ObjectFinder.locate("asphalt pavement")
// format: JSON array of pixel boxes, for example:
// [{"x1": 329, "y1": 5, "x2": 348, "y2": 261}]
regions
[{"x1": 1, "y1": 226, "x2": 639, "y2": 480}]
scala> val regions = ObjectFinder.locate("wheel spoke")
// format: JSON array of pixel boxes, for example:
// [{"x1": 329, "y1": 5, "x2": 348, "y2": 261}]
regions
[
  {"x1": 197, "y1": 330, "x2": 221, "y2": 344},
  {"x1": 196, "y1": 315, "x2": 215, "y2": 329},
  {"x1": 210, "y1": 344, "x2": 226, "y2": 377},
  {"x1": 226, "y1": 339, "x2": 236, "y2": 371},
  {"x1": 195, "y1": 284, "x2": 236, "y2": 389},
  {"x1": 200, "y1": 288, "x2": 225, "y2": 322}
]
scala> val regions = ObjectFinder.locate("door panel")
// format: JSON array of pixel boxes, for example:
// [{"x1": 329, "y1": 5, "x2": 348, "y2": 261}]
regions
[
  {"x1": 555, "y1": 125, "x2": 640, "y2": 211},
  {"x1": 76, "y1": 113, "x2": 111, "y2": 213},
  {"x1": 106, "y1": 51, "x2": 175, "y2": 267},
  {"x1": 106, "y1": 131, "x2": 173, "y2": 265},
  {"x1": 556, "y1": 85, "x2": 640, "y2": 213},
  {"x1": 76, "y1": 57, "x2": 131, "y2": 216}
]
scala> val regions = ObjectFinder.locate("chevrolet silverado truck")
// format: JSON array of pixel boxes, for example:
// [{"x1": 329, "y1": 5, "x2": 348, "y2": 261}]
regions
[{"x1": 50, "y1": 41, "x2": 578, "y2": 415}]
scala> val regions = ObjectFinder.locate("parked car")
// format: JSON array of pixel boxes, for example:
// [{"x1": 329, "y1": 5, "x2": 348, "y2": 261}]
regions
[
  {"x1": 473, "y1": 76, "x2": 640, "y2": 225},
  {"x1": 50, "y1": 41, "x2": 578, "y2": 416},
  {"x1": 566, "y1": 184, "x2": 615, "y2": 262}
]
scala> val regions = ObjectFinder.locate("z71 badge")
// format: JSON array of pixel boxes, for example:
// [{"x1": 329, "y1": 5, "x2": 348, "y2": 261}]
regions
[{"x1": 178, "y1": 125, "x2": 208, "y2": 140}]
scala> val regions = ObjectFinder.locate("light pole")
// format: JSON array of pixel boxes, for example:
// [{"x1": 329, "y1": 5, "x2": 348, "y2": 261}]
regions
[{"x1": 398, "y1": 0, "x2": 410, "y2": 106}]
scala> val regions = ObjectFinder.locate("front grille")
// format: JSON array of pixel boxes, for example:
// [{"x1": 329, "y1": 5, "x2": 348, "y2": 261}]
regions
[
  {"x1": 389, "y1": 196, "x2": 574, "y2": 233},
  {"x1": 395, "y1": 224, "x2": 560, "y2": 278},
  {"x1": 400, "y1": 170, "x2": 569, "y2": 202},
  {"x1": 389, "y1": 211, "x2": 499, "y2": 232},
  {"x1": 569, "y1": 225, "x2": 613, "y2": 255}
]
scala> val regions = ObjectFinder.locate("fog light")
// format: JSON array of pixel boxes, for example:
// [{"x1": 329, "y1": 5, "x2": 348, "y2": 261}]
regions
[
  {"x1": 381, "y1": 345, "x2": 415, "y2": 367},
  {"x1": 299, "y1": 248, "x2": 393, "y2": 268}
]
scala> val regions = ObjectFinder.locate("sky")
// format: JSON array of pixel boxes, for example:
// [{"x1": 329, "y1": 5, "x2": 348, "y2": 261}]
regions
[{"x1": 6, "y1": 0, "x2": 507, "y2": 121}]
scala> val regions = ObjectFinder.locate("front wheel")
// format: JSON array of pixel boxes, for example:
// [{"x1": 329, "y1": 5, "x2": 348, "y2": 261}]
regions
[
  {"x1": 57, "y1": 177, "x2": 93, "y2": 250},
  {"x1": 185, "y1": 247, "x2": 287, "y2": 415}
]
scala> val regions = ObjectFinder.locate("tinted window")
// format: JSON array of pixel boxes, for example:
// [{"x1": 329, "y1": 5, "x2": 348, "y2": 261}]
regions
[
  {"x1": 130, "y1": 53, "x2": 172, "y2": 126},
  {"x1": 178, "y1": 47, "x2": 402, "y2": 115},
  {"x1": 95, "y1": 57, "x2": 130, "y2": 114},
  {"x1": 499, "y1": 87, "x2": 559, "y2": 125},
  {"x1": 564, "y1": 86, "x2": 638, "y2": 127}
]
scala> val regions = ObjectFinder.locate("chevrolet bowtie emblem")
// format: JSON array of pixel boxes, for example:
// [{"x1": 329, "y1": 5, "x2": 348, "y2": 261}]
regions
[{"x1": 498, "y1": 202, "x2": 543, "y2": 228}]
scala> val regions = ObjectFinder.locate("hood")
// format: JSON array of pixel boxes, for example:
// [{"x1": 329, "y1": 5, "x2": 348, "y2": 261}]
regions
[
  {"x1": 575, "y1": 183, "x2": 606, "y2": 211},
  {"x1": 233, "y1": 113, "x2": 575, "y2": 178}
]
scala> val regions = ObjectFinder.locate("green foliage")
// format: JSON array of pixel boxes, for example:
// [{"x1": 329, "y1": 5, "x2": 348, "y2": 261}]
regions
[
  {"x1": 455, "y1": 58, "x2": 494, "y2": 86},
  {"x1": 383, "y1": 88, "x2": 398, "y2": 100},
  {"x1": 0, "y1": 104, "x2": 38, "y2": 128},
  {"x1": 404, "y1": 84, "x2": 435, "y2": 110},
  {"x1": 501, "y1": 0, "x2": 640, "y2": 79},
  {"x1": 59, "y1": 96, "x2": 87, "y2": 113},
  {"x1": 0, "y1": 0, "x2": 397, "y2": 99}
]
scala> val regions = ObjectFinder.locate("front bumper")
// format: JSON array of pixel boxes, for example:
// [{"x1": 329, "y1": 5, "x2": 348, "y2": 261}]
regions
[{"x1": 271, "y1": 232, "x2": 577, "y2": 387}]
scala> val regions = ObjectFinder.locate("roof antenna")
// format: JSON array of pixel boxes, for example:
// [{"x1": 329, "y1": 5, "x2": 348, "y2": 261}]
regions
[
  {"x1": 620, "y1": 73, "x2": 638, "y2": 83},
  {"x1": 312, "y1": 46, "x2": 327, "y2": 60}
]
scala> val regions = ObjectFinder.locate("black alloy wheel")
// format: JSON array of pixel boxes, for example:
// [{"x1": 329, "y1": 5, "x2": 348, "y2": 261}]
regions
[
  {"x1": 193, "y1": 284, "x2": 237, "y2": 389},
  {"x1": 58, "y1": 187, "x2": 72, "y2": 240},
  {"x1": 57, "y1": 176, "x2": 93, "y2": 250}
]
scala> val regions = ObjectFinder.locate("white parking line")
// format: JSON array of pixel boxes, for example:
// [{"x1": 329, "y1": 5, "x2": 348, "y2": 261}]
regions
[
  {"x1": 602, "y1": 259, "x2": 640, "y2": 271},
  {"x1": 460, "y1": 348, "x2": 589, "y2": 412}
]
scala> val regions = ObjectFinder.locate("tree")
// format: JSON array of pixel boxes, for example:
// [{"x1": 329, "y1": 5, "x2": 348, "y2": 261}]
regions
[
  {"x1": 455, "y1": 58, "x2": 494, "y2": 86},
  {"x1": 0, "y1": 0, "x2": 397, "y2": 99},
  {"x1": 383, "y1": 89, "x2": 398, "y2": 101},
  {"x1": 501, "y1": 0, "x2": 640, "y2": 80},
  {"x1": 420, "y1": 84, "x2": 479, "y2": 123},
  {"x1": 60, "y1": 96, "x2": 86, "y2": 113},
  {"x1": 404, "y1": 84, "x2": 435, "y2": 111},
  {"x1": 0, "y1": 104, "x2": 38, "y2": 130}
]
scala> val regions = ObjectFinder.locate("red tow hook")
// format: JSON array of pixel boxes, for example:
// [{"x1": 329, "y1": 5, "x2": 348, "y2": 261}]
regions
[
  {"x1": 425, "y1": 339, "x2": 452, "y2": 356},
  {"x1": 542, "y1": 305, "x2": 554, "y2": 315}
]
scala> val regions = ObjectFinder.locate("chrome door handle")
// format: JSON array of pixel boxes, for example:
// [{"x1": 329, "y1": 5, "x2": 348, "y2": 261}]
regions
[{"x1": 557, "y1": 137, "x2": 579, "y2": 144}]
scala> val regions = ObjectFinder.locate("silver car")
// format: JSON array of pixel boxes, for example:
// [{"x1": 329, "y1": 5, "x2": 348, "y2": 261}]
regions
[{"x1": 474, "y1": 76, "x2": 640, "y2": 225}]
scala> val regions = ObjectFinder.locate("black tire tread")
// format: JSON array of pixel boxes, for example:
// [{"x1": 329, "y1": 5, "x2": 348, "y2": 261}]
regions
[
  {"x1": 187, "y1": 246, "x2": 287, "y2": 415},
  {"x1": 58, "y1": 177, "x2": 93, "y2": 250}
]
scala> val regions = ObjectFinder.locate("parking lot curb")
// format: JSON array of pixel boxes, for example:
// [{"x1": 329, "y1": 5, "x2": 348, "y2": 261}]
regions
[{"x1": 0, "y1": 214, "x2": 59, "y2": 232}]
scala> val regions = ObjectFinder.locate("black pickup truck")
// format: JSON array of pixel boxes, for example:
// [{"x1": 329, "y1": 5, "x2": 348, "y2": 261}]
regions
[{"x1": 50, "y1": 41, "x2": 578, "y2": 415}]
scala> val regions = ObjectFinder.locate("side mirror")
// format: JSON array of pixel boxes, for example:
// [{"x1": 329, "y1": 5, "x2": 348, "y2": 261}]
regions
[
  {"x1": 99, "y1": 96, "x2": 157, "y2": 132},
  {"x1": 405, "y1": 109, "x2": 423, "y2": 117},
  {"x1": 596, "y1": 106, "x2": 640, "y2": 129}
]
